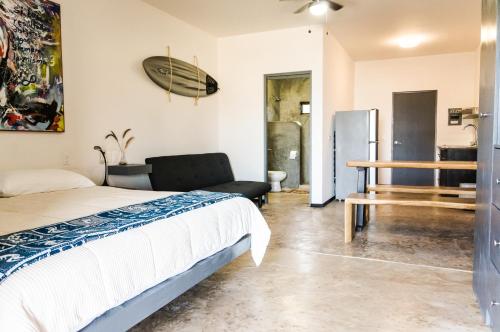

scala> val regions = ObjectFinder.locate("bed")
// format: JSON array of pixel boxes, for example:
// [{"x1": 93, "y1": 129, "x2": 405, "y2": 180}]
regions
[{"x1": 0, "y1": 171, "x2": 270, "y2": 332}]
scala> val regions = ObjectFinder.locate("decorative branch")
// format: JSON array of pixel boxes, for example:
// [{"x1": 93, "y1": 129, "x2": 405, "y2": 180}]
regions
[
  {"x1": 125, "y1": 137, "x2": 135, "y2": 149},
  {"x1": 122, "y1": 128, "x2": 132, "y2": 139},
  {"x1": 105, "y1": 131, "x2": 119, "y2": 144},
  {"x1": 105, "y1": 129, "x2": 135, "y2": 165}
]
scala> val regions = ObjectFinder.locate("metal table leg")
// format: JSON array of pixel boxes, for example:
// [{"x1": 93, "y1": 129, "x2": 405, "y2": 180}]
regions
[{"x1": 356, "y1": 167, "x2": 368, "y2": 231}]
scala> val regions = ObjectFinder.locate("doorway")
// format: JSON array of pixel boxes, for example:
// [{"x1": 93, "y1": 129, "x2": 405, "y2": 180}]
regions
[
  {"x1": 264, "y1": 72, "x2": 312, "y2": 200},
  {"x1": 392, "y1": 90, "x2": 437, "y2": 185}
]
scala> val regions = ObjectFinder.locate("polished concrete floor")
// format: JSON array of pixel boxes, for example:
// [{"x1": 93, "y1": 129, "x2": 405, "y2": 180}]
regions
[{"x1": 132, "y1": 193, "x2": 487, "y2": 331}]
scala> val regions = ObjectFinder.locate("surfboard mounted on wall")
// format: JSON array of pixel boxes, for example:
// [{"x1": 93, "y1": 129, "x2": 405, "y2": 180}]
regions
[{"x1": 143, "y1": 56, "x2": 218, "y2": 98}]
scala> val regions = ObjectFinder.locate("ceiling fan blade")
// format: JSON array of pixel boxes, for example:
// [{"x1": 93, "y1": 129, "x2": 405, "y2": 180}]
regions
[
  {"x1": 327, "y1": 0, "x2": 343, "y2": 11},
  {"x1": 294, "y1": 2, "x2": 311, "y2": 14}
]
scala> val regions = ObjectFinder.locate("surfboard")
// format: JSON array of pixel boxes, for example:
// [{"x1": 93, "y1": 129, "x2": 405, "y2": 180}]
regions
[{"x1": 143, "y1": 56, "x2": 218, "y2": 98}]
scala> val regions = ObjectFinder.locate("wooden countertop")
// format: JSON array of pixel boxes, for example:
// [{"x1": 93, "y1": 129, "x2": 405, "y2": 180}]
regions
[
  {"x1": 347, "y1": 160, "x2": 477, "y2": 170},
  {"x1": 438, "y1": 145, "x2": 478, "y2": 150}
]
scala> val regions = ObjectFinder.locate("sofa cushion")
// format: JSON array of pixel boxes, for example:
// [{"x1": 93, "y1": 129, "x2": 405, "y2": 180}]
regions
[
  {"x1": 202, "y1": 181, "x2": 271, "y2": 199},
  {"x1": 146, "y1": 153, "x2": 235, "y2": 192}
]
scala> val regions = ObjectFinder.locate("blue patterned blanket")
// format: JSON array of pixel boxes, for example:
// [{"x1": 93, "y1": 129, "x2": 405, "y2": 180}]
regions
[{"x1": 0, "y1": 190, "x2": 241, "y2": 283}]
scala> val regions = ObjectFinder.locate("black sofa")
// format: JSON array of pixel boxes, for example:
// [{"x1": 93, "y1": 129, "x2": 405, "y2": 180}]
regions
[{"x1": 145, "y1": 153, "x2": 271, "y2": 206}]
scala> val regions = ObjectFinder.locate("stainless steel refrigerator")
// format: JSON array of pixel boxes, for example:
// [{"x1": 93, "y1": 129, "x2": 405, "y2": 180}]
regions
[{"x1": 334, "y1": 109, "x2": 378, "y2": 200}]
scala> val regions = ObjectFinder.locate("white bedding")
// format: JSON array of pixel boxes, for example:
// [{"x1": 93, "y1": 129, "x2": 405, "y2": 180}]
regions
[{"x1": 0, "y1": 186, "x2": 270, "y2": 331}]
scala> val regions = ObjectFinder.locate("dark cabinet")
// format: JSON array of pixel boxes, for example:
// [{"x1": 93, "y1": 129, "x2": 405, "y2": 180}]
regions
[
  {"x1": 474, "y1": 0, "x2": 500, "y2": 328},
  {"x1": 438, "y1": 147, "x2": 477, "y2": 186},
  {"x1": 494, "y1": 151, "x2": 500, "y2": 209},
  {"x1": 490, "y1": 204, "x2": 500, "y2": 273}
]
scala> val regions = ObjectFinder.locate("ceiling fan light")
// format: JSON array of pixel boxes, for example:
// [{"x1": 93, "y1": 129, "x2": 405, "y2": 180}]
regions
[{"x1": 309, "y1": 1, "x2": 328, "y2": 16}]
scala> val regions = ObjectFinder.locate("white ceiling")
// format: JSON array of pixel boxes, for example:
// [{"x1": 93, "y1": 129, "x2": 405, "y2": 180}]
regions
[{"x1": 144, "y1": 0, "x2": 481, "y2": 60}]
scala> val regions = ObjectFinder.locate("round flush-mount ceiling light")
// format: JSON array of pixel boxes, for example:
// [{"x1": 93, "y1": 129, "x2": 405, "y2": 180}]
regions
[
  {"x1": 397, "y1": 35, "x2": 424, "y2": 48},
  {"x1": 309, "y1": 1, "x2": 329, "y2": 16}
]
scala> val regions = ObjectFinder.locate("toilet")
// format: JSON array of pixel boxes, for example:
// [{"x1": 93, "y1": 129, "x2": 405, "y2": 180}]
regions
[{"x1": 268, "y1": 171, "x2": 287, "y2": 192}]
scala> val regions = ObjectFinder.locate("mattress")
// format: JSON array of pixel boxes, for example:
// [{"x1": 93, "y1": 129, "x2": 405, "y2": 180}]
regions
[{"x1": 0, "y1": 186, "x2": 270, "y2": 331}]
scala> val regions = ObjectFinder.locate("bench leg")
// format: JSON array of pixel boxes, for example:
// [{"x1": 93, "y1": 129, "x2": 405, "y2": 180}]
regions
[
  {"x1": 257, "y1": 196, "x2": 263, "y2": 208},
  {"x1": 345, "y1": 201, "x2": 355, "y2": 243},
  {"x1": 356, "y1": 167, "x2": 368, "y2": 231}
]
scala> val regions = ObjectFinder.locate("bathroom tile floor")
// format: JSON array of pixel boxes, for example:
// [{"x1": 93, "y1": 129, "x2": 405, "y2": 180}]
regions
[{"x1": 132, "y1": 192, "x2": 486, "y2": 331}]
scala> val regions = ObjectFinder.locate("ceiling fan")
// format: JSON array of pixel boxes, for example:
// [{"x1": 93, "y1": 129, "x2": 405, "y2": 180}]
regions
[{"x1": 280, "y1": 0, "x2": 343, "y2": 15}]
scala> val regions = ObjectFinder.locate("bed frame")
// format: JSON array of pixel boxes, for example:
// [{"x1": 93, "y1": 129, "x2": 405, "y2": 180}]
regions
[{"x1": 80, "y1": 235, "x2": 251, "y2": 332}]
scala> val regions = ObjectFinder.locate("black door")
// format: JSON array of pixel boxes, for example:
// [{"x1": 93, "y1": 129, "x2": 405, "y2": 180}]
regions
[{"x1": 392, "y1": 90, "x2": 437, "y2": 185}]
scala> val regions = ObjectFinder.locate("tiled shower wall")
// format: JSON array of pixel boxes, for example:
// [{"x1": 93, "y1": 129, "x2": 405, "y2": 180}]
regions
[{"x1": 267, "y1": 77, "x2": 311, "y2": 188}]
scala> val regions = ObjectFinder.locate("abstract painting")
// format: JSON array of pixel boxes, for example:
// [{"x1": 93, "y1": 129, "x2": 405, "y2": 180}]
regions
[{"x1": 0, "y1": 0, "x2": 64, "y2": 132}]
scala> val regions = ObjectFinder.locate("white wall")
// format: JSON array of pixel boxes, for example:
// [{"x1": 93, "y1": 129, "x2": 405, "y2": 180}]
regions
[
  {"x1": 323, "y1": 30, "x2": 355, "y2": 199},
  {"x1": 2, "y1": 0, "x2": 475, "y2": 197},
  {"x1": 217, "y1": 26, "x2": 354, "y2": 204},
  {"x1": 217, "y1": 26, "x2": 326, "y2": 204},
  {"x1": 0, "y1": 0, "x2": 219, "y2": 187},
  {"x1": 354, "y1": 52, "x2": 480, "y2": 183}
]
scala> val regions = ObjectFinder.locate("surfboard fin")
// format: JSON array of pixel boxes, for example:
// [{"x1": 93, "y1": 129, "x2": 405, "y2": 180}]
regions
[{"x1": 206, "y1": 74, "x2": 218, "y2": 95}]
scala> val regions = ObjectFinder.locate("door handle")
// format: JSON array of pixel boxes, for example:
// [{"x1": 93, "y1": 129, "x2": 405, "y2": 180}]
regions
[
  {"x1": 394, "y1": 140, "x2": 402, "y2": 145},
  {"x1": 369, "y1": 141, "x2": 379, "y2": 144}
]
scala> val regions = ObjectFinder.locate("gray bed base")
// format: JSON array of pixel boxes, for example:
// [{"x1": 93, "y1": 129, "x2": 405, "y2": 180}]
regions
[{"x1": 80, "y1": 234, "x2": 251, "y2": 332}]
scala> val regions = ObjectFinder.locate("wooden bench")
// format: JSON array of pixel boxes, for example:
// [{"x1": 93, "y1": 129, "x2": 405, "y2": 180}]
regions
[
  {"x1": 344, "y1": 193, "x2": 476, "y2": 243},
  {"x1": 367, "y1": 184, "x2": 476, "y2": 197}
]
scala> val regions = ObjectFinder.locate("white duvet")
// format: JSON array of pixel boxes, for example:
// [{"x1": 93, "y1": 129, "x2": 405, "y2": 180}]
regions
[{"x1": 0, "y1": 186, "x2": 270, "y2": 331}]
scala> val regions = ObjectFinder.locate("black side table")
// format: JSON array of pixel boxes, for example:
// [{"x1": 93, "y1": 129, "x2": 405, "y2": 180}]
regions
[
  {"x1": 107, "y1": 164, "x2": 152, "y2": 176},
  {"x1": 106, "y1": 164, "x2": 153, "y2": 190}
]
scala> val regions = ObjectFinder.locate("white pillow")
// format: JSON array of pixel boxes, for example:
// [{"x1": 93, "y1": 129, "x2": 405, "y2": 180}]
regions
[{"x1": 0, "y1": 169, "x2": 95, "y2": 198}]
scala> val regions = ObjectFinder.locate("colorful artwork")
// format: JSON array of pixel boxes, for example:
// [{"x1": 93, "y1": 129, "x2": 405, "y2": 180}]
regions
[{"x1": 0, "y1": 0, "x2": 64, "y2": 132}]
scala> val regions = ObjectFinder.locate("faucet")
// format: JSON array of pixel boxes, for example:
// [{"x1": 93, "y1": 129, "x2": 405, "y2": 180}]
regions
[{"x1": 463, "y1": 124, "x2": 478, "y2": 147}]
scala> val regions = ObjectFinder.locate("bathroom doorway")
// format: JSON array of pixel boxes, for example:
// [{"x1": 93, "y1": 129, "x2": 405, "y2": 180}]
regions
[{"x1": 264, "y1": 72, "x2": 312, "y2": 201}]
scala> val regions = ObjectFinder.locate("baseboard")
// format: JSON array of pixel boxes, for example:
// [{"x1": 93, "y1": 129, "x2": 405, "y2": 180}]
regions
[{"x1": 310, "y1": 196, "x2": 335, "y2": 208}]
